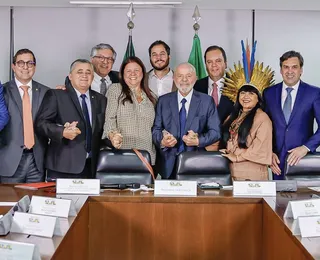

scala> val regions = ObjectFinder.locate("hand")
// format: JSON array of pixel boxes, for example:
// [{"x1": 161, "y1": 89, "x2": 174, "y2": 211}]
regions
[
  {"x1": 161, "y1": 133, "x2": 177, "y2": 148},
  {"x1": 110, "y1": 133, "x2": 123, "y2": 149},
  {"x1": 287, "y1": 146, "x2": 308, "y2": 166},
  {"x1": 56, "y1": 85, "x2": 66, "y2": 90},
  {"x1": 64, "y1": 121, "x2": 78, "y2": 131},
  {"x1": 182, "y1": 130, "x2": 199, "y2": 146},
  {"x1": 219, "y1": 149, "x2": 227, "y2": 154},
  {"x1": 63, "y1": 127, "x2": 81, "y2": 140},
  {"x1": 270, "y1": 153, "x2": 281, "y2": 175},
  {"x1": 221, "y1": 152, "x2": 237, "y2": 162}
]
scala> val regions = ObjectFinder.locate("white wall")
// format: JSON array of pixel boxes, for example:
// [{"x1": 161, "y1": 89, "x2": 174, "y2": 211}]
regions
[{"x1": 0, "y1": 7, "x2": 10, "y2": 84}]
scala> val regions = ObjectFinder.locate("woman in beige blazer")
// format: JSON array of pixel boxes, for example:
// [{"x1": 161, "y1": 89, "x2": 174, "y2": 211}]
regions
[
  {"x1": 103, "y1": 56, "x2": 157, "y2": 165},
  {"x1": 220, "y1": 84, "x2": 272, "y2": 181}
]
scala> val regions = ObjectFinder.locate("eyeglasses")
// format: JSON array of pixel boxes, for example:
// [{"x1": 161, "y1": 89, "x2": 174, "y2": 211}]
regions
[
  {"x1": 15, "y1": 60, "x2": 36, "y2": 68},
  {"x1": 93, "y1": 55, "x2": 114, "y2": 63}
]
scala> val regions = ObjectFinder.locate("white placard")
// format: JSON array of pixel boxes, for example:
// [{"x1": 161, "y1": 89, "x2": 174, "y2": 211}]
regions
[
  {"x1": 233, "y1": 181, "x2": 276, "y2": 196},
  {"x1": 0, "y1": 239, "x2": 40, "y2": 260},
  {"x1": 292, "y1": 216, "x2": 320, "y2": 238},
  {"x1": 10, "y1": 212, "x2": 57, "y2": 238},
  {"x1": 29, "y1": 196, "x2": 77, "y2": 218},
  {"x1": 56, "y1": 179, "x2": 100, "y2": 195},
  {"x1": 284, "y1": 199, "x2": 320, "y2": 219},
  {"x1": 154, "y1": 180, "x2": 197, "y2": 196}
]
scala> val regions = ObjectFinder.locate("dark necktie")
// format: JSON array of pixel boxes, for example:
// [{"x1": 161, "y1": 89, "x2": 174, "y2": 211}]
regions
[
  {"x1": 178, "y1": 98, "x2": 187, "y2": 153},
  {"x1": 100, "y1": 78, "x2": 107, "y2": 96},
  {"x1": 283, "y1": 87, "x2": 293, "y2": 124},
  {"x1": 80, "y1": 94, "x2": 92, "y2": 153}
]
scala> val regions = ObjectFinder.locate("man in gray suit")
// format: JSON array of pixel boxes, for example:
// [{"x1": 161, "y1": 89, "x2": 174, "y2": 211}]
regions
[{"x1": 0, "y1": 49, "x2": 49, "y2": 183}]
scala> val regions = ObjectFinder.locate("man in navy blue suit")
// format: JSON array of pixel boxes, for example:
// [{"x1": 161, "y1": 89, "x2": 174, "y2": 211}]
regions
[
  {"x1": 152, "y1": 62, "x2": 221, "y2": 179},
  {"x1": 264, "y1": 51, "x2": 320, "y2": 180},
  {"x1": 0, "y1": 82, "x2": 9, "y2": 131}
]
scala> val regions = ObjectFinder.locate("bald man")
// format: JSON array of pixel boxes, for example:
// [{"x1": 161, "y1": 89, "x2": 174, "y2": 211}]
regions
[{"x1": 152, "y1": 62, "x2": 221, "y2": 179}]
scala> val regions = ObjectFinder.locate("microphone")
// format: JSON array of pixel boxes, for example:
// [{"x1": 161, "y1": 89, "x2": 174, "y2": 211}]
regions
[{"x1": 100, "y1": 183, "x2": 140, "y2": 190}]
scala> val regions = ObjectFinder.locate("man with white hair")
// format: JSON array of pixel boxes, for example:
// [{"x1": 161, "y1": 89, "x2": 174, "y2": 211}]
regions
[{"x1": 152, "y1": 62, "x2": 221, "y2": 179}]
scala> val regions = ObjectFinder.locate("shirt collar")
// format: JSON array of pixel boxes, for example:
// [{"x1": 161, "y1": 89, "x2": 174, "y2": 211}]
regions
[
  {"x1": 94, "y1": 72, "x2": 110, "y2": 83},
  {"x1": 208, "y1": 76, "x2": 225, "y2": 89},
  {"x1": 282, "y1": 80, "x2": 300, "y2": 91},
  {"x1": 15, "y1": 78, "x2": 32, "y2": 89},
  {"x1": 177, "y1": 88, "x2": 193, "y2": 105},
  {"x1": 149, "y1": 69, "x2": 173, "y2": 79},
  {"x1": 74, "y1": 87, "x2": 90, "y2": 99}
]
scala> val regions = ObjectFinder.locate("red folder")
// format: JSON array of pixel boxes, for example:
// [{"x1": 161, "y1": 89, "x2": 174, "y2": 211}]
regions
[{"x1": 14, "y1": 182, "x2": 56, "y2": 190}]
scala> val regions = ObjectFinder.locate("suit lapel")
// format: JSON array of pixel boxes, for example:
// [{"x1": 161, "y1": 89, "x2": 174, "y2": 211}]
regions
[
  {"x1": 89, "y1": 90, "x2": 97, "y2": 131},
  {"x1": 31, "y1": 81, "x2": 40, "y2": 121},
  {"x1": 276, "y1": 84, "x2": 286, "y2": 124},
  {"x1": 169, "y1": 92, "x2": 179, "y2": 130},
  {"x1": 66, "y1": 84, "x2": 85, "y2": 121},
  {"x1": 288, "y1": 81, "x2": 305, "y2": 125},
  {"x1": 185, "y1": 91, "x2": 200, "y2": 132},
  {"x1": 9, "y1": 81, "x2": 23, "y2": 117}
]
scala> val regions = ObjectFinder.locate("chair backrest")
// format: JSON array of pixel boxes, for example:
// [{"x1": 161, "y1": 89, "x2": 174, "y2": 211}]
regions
[
  {"x1": 96, "y1": 149, "x2": 153, "y2": 185},
  {"x1": 175, "y1": 151, "x2": 231, "y2": 185},
  {"x1": 284, "y1": 152, "x2": 320, "y2": 187}
]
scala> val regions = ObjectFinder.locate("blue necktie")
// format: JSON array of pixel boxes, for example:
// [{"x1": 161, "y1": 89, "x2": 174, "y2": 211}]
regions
[
  {"x1": 80, "y1": 94, "x2": 92, "y2": 153},
  {"x1": 283, "y1": 87, "x2": 293, "y2": 124},
  {"x1": 178, "y1": 98, "x2": 187, "y2": 153}
]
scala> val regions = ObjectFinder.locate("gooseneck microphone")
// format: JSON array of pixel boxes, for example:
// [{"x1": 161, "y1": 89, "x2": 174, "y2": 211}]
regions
[{"x1": 100, "y1": 183, "x2": 141, "y2": 190}]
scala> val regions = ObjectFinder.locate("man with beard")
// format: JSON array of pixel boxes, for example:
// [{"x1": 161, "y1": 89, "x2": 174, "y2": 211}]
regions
[
  {"x1": 152, "y1": 62, "x2": 220, "y2": 179},
  {"x1": 57, "y1": 43, "x2": 119, "y2": 95},
  {"x1": 146, "y1": 40, "x2": 177, "y2": 97}
]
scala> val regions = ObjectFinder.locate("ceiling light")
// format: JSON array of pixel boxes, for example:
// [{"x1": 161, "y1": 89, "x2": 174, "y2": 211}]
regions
[{"x1": 70, "y1": 1, "x2": 182, "y2": 5}]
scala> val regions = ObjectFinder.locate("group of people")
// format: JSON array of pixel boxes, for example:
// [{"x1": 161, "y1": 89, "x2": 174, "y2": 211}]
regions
[{"x1": 0, "y1": 40, "x2": 319, "y2": 184}]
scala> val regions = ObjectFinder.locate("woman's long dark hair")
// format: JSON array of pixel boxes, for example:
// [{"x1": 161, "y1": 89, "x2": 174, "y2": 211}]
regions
[
  {"x1": 221, "y1": 84, "x2": 263, "y2": 149},
  {"x1": 119, "y1": 56, "x2": 157, "y2": 106}
]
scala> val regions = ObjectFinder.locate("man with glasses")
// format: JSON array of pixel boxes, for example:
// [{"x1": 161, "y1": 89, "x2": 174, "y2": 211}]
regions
[
  {"x1": 146, "y1": 40, "x2": 177, "y2": 97},
  {"x1": 0, "y1": 49, "x2": 49, "y2": 183}
]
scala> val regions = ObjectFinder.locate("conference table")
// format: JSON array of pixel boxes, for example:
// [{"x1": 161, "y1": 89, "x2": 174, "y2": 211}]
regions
[{"x1": 0, "y1": 184, "x2": 319, "y2": 260}]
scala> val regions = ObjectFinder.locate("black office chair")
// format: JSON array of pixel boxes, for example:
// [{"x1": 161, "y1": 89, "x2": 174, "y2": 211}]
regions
[
  {"x1": 284, "y1": 152, "x2": 320, "y2": 187},
  {"x1": 175, "y1": 151, "x2": 232, "y2": 185},
  {"x1": 96, "y1": 149, "x2": 153, "y2": 185}
]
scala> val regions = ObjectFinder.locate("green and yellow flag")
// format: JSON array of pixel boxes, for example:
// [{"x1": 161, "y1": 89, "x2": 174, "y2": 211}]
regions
[
  {"x1": 123, "y1": 35, "x2": 135, "y2": 61},
  {"x1": 188, "y1": 34, "x2": 206, "y2": 79}
]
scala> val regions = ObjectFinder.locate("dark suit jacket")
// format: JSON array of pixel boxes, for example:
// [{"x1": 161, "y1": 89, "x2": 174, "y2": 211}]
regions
[
  {"x1": 264, "y1": 81, "x2": 320, "y2": 178},
  {"x1": 0, "y1": 82, "x2": 9, "y2": 131},
  {"x1": 194, "y1": 76, "x2": 234, "y2": 123},
  {"x1": 152, "y1": 90, "x2": 221, "y2": 178},
  {"x1": 0, "y1": 79, "x2": 49, "y2": 176},
  {"x1": 108, "y1": 70, "x2": 120, "y2": 84},
  {"x1": 35, "y1": 82, "x2": 107, "y2": 176}
]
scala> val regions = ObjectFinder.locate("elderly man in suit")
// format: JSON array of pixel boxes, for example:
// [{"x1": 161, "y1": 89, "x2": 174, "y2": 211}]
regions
[
  {"x1": 0, "y1": 49, "x2": 49, "y2": 183},
  {"x1": 36, "y1": 59, "x2": 107, "y2": 179},
  {"x1": 152, "y1": 62, "x2": 221, "y2": 179},
  {"x1": 264, "y1": 50, "x2": 320, "y2": 180},
  {"x1": 0, "y1": 82, "x2": 9, "y2": 131},
  {"x1": 146, "y1": 40, "x2": 177, "y2": 97}
]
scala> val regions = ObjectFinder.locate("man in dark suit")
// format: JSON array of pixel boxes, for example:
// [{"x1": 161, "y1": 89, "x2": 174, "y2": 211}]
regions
[
  {"x1": 194, "y1": 45, "x2": 234, "y2": 124},
  {"x1": 0, "y1": 82, "x2": 9, "y2": 131},
  {"x1": 264, "y1": 50, "x2": 320, "y2": 180},
  {"x1": 146, "y1": 40, "x2": 177, "y2": 97},
  {"x1": 36, "y1": 59, "x2": 107, "y2": 179},
  {"x1": 0, "y1": 49, "x2": 49, "y2": 183},
  {"x1": 152, "y1": 62, "x2": 221, "y2": 179}
]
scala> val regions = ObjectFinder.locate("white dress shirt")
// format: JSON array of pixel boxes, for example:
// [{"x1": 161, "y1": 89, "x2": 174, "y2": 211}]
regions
[
  {"x1": 148, "y1": 69, "x2": 174, "y2": 97},
  {"x1": 281, "y1": 81, "x2": 300, "y2": 110},
  {"x1": 208, "y1": 77, "x2": 224, "y2": 102},
  {"x1": 177, "y1": 89, "x2": 193, "y2": 116},
  {"x1": 91, "y1": 72, "x2": 112, "y2": 94},
  {"x1": 15, "y1": 78, "x2": 33, "y2": 103}
]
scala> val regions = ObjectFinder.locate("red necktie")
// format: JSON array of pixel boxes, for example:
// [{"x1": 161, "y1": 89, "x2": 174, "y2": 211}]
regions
[
  {"x1": 20, "y1": 85, "x2": 35, "y2": 149},
  {"x1": 211, "y1": 82, "x2": 219, "y2": 106}
]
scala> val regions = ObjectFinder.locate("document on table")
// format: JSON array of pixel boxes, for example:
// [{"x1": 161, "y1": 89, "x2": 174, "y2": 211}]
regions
[{"x1": 0, "y1": 202, "x2": 17, "y2": 206}]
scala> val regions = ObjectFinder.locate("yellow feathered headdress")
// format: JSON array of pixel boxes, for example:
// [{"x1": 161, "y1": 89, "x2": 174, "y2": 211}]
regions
[{"x1": 222, "y1": 40, "x2": 275, "y2": 103}]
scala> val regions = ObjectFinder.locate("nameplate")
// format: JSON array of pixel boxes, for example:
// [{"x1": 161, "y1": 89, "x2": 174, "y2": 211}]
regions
[
  {"x1": 154, "y1": 180, "x2": 197, "y2": 196},
  {"x1": 292, "y1": 216, "x2": 320, "y2": 238},
  {"x1": 29, "y1": 196, "x2": 77, "y2": 218},
  {"x1": 233, "y1": 181, "x2": 276, "y2": 196},
  {"x1": 10, "y1": 212, "x2": 57, "y2": 238},
  {"x1": 0, "y1": 239, "x2": 40, "y2": 260},
  {"x1": 284, "y1": 199, "x2": 320, "y2": 219},
  {"x1": 56, "y1": 179, "x2": 100, "y2": 195}
]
